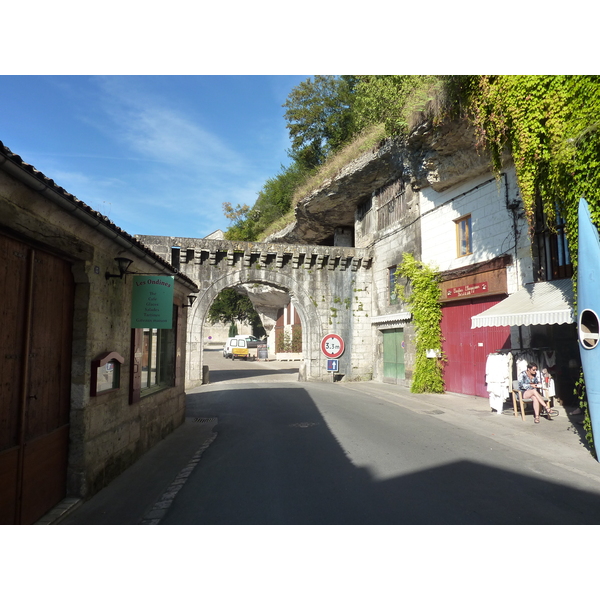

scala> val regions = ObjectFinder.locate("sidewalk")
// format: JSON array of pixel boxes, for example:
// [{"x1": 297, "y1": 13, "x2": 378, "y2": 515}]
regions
[
  {"x1": 342, "y1": 380, "x2": 600, "y2": 483},
  {"x1": 56, "y1": 418, "x2": 218, "y2": 525}
]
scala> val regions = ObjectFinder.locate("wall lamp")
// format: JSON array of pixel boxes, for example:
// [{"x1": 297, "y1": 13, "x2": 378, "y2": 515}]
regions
[
  {"x1": 183, "y1": 295, "x2": 197, "y2": 308},
  {"x1": 105, "y1": 257, "x2": 134, "y2": 280}
]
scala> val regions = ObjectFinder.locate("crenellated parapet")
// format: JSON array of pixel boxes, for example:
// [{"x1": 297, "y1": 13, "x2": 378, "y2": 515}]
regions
[{"x1": 136, "y1": 236, "x2": 373, "y2": 273}]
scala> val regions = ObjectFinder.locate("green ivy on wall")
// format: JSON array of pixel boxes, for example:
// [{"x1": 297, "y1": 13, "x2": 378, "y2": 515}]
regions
[
  {"x1": 464, "y1": 76, "x2": 600, "y2": 262},
  {"x1": 396, "y1": 253, "x2": 445, "y2": 394}
]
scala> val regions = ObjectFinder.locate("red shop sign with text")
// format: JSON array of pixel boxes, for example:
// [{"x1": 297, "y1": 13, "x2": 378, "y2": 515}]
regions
[{"x1": 446, "y1": 281, "x2": 488, "y2": 299}]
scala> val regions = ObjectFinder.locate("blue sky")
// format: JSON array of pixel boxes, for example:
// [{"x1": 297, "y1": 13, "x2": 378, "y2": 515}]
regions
[
  {"x1": 0, "y1": 75, "x2": 309, "y2": 238},
  {"x1": 0, "y1": 4, "x2": 589, "y2": 242}
]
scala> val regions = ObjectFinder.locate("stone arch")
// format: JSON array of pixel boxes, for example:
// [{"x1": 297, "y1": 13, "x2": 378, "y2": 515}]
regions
[{"x1": 185, "y1": 269, "x2": 324, "y2": 387}]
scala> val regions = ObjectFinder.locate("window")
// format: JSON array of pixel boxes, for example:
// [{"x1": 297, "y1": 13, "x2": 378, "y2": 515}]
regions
[
  {"x1": 389, "y1": 266, "x2": 399, "y2": 304},
  {"x1": 356, "y1": 196, "x2": 372, "y2": 222},
  {"x1": 376, "y1": 179, "x2": 405, "y2": 230},
  {"x1": 141, "y1": 326, "x2": 175, "y2": 392},
  {"x1": 533, "y1": 204, "x2": 573, "y2": 281},
  {"x1": 130, "y1": 305, "x2": 178, "y2": 403},
  {"x1": 455, "y1": 215, "x2": 472, "y2": 257}
]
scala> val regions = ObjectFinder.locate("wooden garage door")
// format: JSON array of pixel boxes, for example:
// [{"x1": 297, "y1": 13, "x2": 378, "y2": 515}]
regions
[
  {"x1": 441, "y1": 296, "x2": 511, "y2": 397},
  {"x1": 0, "y1": 234, "x2": 73, "y2": 524}
]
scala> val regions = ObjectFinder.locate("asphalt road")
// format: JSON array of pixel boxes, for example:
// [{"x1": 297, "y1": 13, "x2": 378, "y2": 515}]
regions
[
  {"x1": 61, "y1": 349, "x2": 600, "y2": 525},
  {"x1": 156, "y1": 351, "x2": 600, "y2": 524},
  {"x1": 203, "y1": 346, "x2": 301, "y2": 384}
]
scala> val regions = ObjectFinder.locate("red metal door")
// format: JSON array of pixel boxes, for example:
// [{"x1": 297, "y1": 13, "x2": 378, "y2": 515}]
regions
[
  {"x1": 0, "y1": 234, "x2": 73, "y2": 524},
  {"x1": 441, "y1": 296, "x2": 510, "y2": 397}
]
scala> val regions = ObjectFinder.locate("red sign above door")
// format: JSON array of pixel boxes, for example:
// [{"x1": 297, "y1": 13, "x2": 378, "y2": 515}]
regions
[{"x1": 446, "y1": 281, "x2": 488, "y2": 299}]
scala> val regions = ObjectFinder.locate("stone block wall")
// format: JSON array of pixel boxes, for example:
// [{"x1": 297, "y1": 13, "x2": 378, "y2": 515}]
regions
[
  {"x1": 138, "y1": 236, "x2": 376, "y2": 384},
  {"x1": 0, "y1": 169, "x2": 192, "y2": 500},
  {"x1": 365, "y1": 184, "x2": 422, "y2": 386}
]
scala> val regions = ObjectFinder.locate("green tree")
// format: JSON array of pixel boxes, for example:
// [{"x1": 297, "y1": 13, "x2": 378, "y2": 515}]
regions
[
  {"x1": 224, "y1": 161, "x2": 311, "y2": 242},
  {"x1": 283, "y1": 75, "x2": 358, "y2": 170},
  {"x1": 207, "y1": 288, "x2": 263, "y2": 334},
  {"x1": 222, "y1": 202, "x2": 257, "y2": 241}
]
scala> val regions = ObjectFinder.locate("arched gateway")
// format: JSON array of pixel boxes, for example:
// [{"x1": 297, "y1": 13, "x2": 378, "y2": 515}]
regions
[{"x1": 138, "y1": 236, "x2": 373, "y2": 387}]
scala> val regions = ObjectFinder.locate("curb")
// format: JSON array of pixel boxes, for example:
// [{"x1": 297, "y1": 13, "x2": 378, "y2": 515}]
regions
[{"x1": 139, "y1": 431, "x2": 218, "y2": 524}]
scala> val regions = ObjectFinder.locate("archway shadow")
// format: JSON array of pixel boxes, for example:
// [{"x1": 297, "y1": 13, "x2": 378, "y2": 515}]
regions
[
  {"x1": 207, "y1": 368, "x2": 300, "y2": 383},
  {"x1": 171, "y1": 386, "x2": 600, "y2": 525}
]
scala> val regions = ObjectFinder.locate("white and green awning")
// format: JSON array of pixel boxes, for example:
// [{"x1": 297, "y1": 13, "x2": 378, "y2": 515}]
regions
[
  {"x1": 371, "y1": 312, "x2": 412, "y2": 329},
  {"x1": 471, "y1": 279, "x2": 575, "y2": 328}
]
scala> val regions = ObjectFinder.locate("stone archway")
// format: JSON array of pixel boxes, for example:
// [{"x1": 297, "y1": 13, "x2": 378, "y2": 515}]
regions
[
  {"x1": 137, "y1": 236, "x2": 374, "y2": 389},
  {"x1": 186, "y1": 269, "x2": 324, "y2": 388}
]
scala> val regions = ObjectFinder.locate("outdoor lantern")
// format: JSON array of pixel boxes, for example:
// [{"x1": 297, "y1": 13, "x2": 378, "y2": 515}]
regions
[
  {"x1": 183, "y1": 295, "x2": 197, "y2": 307},
  {"x1": 105, "y1": 257, "x2": 134, "y2": 280}
]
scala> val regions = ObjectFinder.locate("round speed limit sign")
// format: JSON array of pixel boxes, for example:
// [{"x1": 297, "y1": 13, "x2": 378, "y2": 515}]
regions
[{"x1": 321, "y1": 333, "x2": 345, "y2": 359}]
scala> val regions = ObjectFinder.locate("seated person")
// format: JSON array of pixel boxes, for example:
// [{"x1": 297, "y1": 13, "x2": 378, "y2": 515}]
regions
[{"x1": 519, "y1": 362, "x2": 553, "y2": 423}]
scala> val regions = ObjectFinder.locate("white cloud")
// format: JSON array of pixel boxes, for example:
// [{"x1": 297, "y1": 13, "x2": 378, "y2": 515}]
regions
[{"x1": 93, "y1": 77, "x2": 247, "y2": 174}]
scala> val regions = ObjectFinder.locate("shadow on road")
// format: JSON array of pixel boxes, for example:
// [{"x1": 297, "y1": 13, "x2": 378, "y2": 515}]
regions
[
  {"x1": 202, "y1": 347, "x2": 300, "y2": 384},
  {"x1": 166, "y1": 386, "x2": 600, "y2": 525},
  {"x1": 207, "y1": 367, "x2": 300, "y2": 383}
]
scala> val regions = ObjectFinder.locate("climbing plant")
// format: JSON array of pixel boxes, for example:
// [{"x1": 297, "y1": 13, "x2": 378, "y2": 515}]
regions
[
  {"x1": 462, "y1": 76, "x2": 600, "y2": 257},
  {"x1": 396, "y1": 253, "x2": 445, "y2": 394}
]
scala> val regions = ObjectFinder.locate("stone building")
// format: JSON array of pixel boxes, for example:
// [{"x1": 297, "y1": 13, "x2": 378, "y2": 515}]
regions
[
  {"x1": 0, "y1": 141, "x2": 198, "y2": 524},
  {"x1": 260, "y1": 118, "x2": 578, "y2": 400},
  {"x1": 136, "y1": 117, "x2": 578, "y2": 403}
]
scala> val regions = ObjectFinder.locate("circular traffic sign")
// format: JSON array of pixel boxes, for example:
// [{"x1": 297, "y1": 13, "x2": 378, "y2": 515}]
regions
[{"x1": 321, "y1": 333, "x2": 345, "y2": 359}]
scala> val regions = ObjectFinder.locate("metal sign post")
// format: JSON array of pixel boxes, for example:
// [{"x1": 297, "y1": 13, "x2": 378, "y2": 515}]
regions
[{"x1": 321, "y1": 334, "x2": 344, "y2": 382}]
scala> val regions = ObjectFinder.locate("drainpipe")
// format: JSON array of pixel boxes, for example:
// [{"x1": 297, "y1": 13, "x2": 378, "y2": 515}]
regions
[{"x1": 504, "y1": 171, "x2": 522, "y2": 289}]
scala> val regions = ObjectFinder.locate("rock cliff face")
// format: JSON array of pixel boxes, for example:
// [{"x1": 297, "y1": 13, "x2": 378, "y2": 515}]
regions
[
  {"x1": 265, "y1": 117, "x2": 491, "y2": 246},
  {"x1": 406, "y1": 118, "x2": 491, "y2": 192}
]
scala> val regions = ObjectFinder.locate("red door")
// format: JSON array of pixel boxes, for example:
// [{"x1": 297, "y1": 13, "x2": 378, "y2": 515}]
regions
[
  {"x1": 0, "y1": 234, "x2": 73, "y2": 524},
  {"x1": 441, "y1": 295, "x2": 511, "y2": 397}
]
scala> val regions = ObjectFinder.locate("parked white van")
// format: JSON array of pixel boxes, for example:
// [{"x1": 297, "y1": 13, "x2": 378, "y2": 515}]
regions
[{"x1": 222, "y1": 335, "x2": 261, "y2": 359}]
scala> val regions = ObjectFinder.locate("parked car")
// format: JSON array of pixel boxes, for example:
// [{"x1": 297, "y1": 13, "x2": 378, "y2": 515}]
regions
[
  {"x1": 223, "y1": 335, "x2": 262, "y2": 358},
  {"x1": 244, "y1": 335, "x2": 262, "y2": 348}
]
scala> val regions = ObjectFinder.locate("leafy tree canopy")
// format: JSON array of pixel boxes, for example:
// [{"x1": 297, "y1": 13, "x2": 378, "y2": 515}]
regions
[
  {"x1": 207, "y1": 288, "x2": 262, "y2": 333},
  {"x1": 283, "y1": 75, "x2": 359, "y2": 170},
  {"x1": 223, "y1": 160, "x2": 310, "y2": 241}
]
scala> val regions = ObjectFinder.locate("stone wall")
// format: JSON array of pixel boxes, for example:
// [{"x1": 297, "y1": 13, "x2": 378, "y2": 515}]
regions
[
  {"x1": 138, "y1": 236, "x2": 375, "y2": 385},
  {"x1": 0, "y1": 166, "x2": 194, "y2": 500}
]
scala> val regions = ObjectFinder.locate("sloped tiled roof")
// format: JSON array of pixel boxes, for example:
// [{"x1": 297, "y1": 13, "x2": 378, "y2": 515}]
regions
[{"x1": 0, "y1": 140, "x2": 198, "y2": 291}]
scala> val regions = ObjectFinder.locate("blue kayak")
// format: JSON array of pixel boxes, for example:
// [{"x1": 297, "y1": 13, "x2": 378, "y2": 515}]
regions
[{"x1": 577, "y1": 197, "x2": 600, "y2": 452}]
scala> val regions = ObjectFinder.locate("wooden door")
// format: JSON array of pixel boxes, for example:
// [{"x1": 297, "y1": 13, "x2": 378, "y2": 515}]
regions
[{"x1": 0, "y1": 234, "x2": 73, "y2": 524}]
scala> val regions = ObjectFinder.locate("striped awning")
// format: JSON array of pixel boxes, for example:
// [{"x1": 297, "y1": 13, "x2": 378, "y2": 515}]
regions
[
  {"x1": 471, "y1": 279, "x2": 575, "y2": 328},
  {"x1": 371, "y1": 312, "x2": 412, "y2": 326}
]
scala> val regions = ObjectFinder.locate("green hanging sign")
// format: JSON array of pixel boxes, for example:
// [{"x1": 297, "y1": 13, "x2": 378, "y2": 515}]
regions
[{"x1": 131, "y1": 275, "x2": 174, "y2": 329}]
